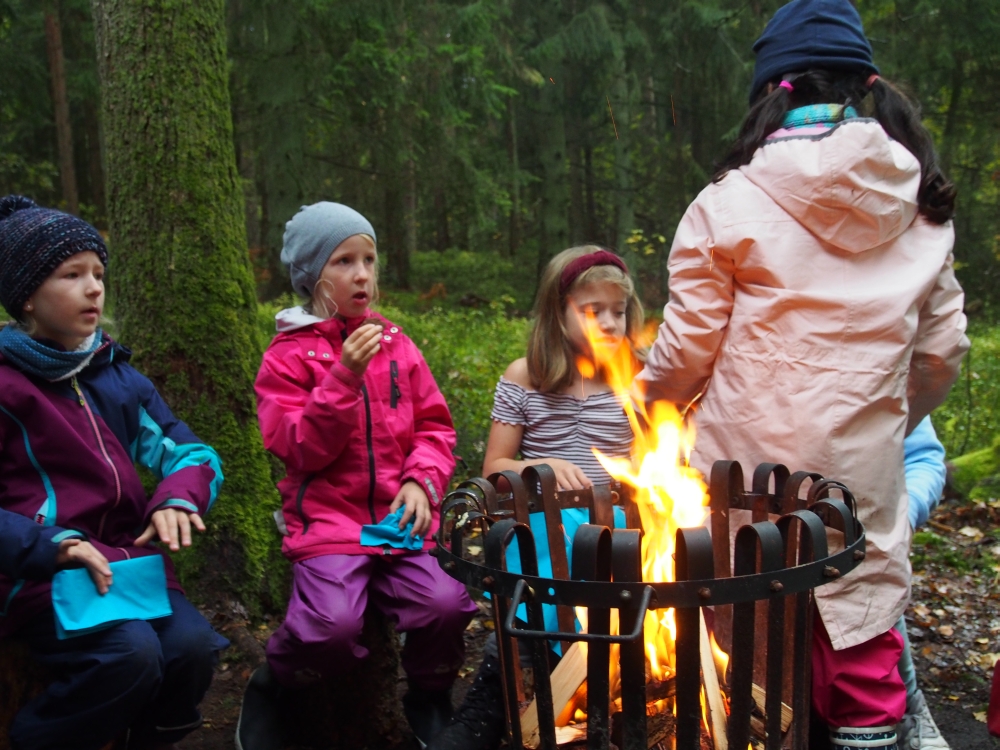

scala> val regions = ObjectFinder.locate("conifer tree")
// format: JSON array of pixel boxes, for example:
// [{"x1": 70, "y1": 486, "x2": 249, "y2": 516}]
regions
[{"x1": 89, "y1": 0, "x2": 282, "y2": 612}]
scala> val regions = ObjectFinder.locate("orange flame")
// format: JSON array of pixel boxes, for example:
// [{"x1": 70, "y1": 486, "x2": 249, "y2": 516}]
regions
[{"x1": 575, "y1": 308, "x2": 710, "y2": 682}]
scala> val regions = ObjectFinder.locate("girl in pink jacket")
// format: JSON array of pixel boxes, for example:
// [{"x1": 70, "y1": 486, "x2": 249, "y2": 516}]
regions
[
  {"x1": 238, "y1": 203, "x2": 476, "y2": 750},
  {"x1": 636, "y1": 2, "x2": 968, "y2": 749}
]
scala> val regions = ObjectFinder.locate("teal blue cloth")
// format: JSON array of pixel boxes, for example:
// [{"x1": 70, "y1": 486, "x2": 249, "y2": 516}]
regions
[
  {"x1": 360, "y1": 508, "x2": 424, "y2": 550},
  {"x1": 500, "y1": 505, "x2": 626, "y2": 654},
  {"x1": 781, "y1": 103, "x2": 858, "y2": 130},
  {"x1": 51, "y1": 555, "x2": 172, "y2": 640}
]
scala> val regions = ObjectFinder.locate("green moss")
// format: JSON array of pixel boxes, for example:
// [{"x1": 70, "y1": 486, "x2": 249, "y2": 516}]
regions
[
  {"x1": 949, "y1": 437, "x2": 1000, "y2": 501},
  {"x1": 92, "y1": 0, "x2": 283, "y2": 613}
]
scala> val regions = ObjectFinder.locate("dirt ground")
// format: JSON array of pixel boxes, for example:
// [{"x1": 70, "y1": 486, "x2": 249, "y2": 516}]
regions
[{"x1": 179, "y1": 498, "x2": 1000, "y2": 750}]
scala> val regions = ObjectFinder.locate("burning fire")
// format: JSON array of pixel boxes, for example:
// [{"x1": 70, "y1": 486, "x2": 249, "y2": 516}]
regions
[{"x1": 578, "y1": 310, "x2": 710, "y2": 682}]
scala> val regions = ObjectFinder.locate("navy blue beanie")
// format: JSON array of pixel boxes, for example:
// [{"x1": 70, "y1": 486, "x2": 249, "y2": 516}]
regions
[
  {"x1": 0, "y1": 195, "x2": 109, "y2": 321},
  {"x1": 750, "y1": 0, "x2": 878, "y2": 103}
]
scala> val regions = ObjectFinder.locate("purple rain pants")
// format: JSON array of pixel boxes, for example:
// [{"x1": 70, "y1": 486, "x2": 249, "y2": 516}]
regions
[{"x1": 266, "y1": 552, "x2": 477, "y2": 690}]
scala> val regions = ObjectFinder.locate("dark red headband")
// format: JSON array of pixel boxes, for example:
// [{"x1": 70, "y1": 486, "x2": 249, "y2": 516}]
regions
[{"x1": 558, "y1": 250, "x2": 628, "y2": 296}]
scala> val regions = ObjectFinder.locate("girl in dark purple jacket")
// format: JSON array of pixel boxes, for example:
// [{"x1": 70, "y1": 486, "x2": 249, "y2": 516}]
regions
[{"x1": 0, "y1": 196, "x2": 226, "y2": 750}]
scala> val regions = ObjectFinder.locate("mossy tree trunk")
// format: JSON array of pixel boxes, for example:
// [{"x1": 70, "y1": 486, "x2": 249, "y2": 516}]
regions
[{"x1": 89, "y1": 0, "x2": 283, "y2": 613}]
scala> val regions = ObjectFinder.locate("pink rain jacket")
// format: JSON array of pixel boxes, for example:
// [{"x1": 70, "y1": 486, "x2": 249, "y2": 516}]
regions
[
  {"x1": 255, "y1": 308, "x2": 456, "y2": 561},
  {"x1": 638, "y1": 119, "x2": 969, "y2": 651}
]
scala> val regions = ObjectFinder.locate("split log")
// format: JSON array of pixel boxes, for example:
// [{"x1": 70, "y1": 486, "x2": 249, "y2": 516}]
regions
[
  {"x1": 751, "y1": 683, "x2": 793, "y2": 733},
  {"x1": 700, "y1": 611, "x2": 728, "y2": 750},
  {"x1": 521, "y1": 641, "x2": 588, "y2": 749}
]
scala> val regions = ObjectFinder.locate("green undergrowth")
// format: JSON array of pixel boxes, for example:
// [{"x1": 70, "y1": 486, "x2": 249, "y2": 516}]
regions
[
  {"x1": 931, "y1": 322, "x2": 1000, "y2": 501},
  {"x1": 932, "y1": 321, "x2": 1000, "y2": 458}
]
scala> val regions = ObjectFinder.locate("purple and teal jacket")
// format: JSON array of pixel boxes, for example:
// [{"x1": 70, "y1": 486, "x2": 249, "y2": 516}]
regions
[{"x1": 0, "y1": 333, "x2": 222, "y2": 637}]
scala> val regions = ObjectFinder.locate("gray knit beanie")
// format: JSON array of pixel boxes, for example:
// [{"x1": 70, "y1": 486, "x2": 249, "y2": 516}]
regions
[{"x1": 281, "y1": 202, "x2": 377, "y2": 298}]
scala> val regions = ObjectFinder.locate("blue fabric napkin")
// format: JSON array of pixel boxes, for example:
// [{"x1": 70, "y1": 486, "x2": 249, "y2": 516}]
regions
[
  {"x1": 52, "y1": 555, "x2": 172, "y2": 640},
  {"x1": 360, "y1": 508, "x2": 425, "y2": 550}
]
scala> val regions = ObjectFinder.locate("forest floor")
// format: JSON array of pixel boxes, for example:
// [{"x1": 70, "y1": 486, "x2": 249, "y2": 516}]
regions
[{"x1": 178, "y1": 497, "x2": 1000, "y2": 750}]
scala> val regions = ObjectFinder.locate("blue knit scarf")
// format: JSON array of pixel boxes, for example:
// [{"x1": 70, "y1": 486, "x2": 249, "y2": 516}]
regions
[{"x1": 0, "y1": 324, "x2": 104, "y2": 381}]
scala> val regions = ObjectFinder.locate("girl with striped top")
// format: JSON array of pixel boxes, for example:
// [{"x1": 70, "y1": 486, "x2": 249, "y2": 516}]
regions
[{"x1": 428, "y1": 246, "x2": 645, "y2": 750}]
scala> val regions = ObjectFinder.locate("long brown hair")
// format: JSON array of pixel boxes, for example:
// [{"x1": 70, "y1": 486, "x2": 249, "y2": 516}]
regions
[
  {"x1": 714, "y1": 69, "x2": 956, "y2": 224},
  {"x1": 527, "y1": 246, "x2": 644, "y2": 393}
]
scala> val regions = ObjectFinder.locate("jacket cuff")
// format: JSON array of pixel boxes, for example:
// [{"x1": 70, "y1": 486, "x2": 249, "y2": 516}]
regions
[
  {"x1": 402, "y1": 473, "x2": 443, "y2": 507},
  {"x1": 26, "y1": 526, "x2": 84, "y2": 580}
]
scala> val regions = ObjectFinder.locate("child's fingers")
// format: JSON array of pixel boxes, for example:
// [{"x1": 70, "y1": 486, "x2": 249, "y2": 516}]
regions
[
  {"x1": 413, "y1": 503, "x2": 431, "y2": 537},
  {"x1": 399, "y1": 501, "x2": 416, "y2": 530},
  {"x1": 155, "y1": 510, "x2": 180, "y2": 551},
  {"x1": 178, "y1": 512, "x2": 192, "y2": 547},
  {"x1": 190, "y1": 513, "x2": 207, "y2": 532},
  {"x1": 134, "y1": 522, "x2": 156, "y2": 547}
]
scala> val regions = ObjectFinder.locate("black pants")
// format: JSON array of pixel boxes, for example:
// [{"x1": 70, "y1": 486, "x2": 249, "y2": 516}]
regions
[{"x1": 9, "y1": 590, "x2": 228, "y2": 750}]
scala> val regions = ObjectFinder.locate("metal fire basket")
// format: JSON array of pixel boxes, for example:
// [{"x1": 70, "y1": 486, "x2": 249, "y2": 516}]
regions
[{"x1": 434, "y1": 461, "x2": 866, "y2": 750}]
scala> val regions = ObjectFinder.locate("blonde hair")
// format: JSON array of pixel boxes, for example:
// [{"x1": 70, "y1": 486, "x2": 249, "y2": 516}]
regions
[
  {"x1": 305, "y1": 234, "x2": 380, "y2": 319},
  {"x1": 527, "y1": 245, "x2": 644, "y2": 393}
]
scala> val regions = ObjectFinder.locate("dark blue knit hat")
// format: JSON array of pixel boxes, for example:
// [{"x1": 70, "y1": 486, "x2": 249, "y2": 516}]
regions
[
  {"x1": 0, "y1": 195, "x2": 109, "y2": 321},
  {"x1": 750, "y1": 0, "x2": 878, "y2": 103}
]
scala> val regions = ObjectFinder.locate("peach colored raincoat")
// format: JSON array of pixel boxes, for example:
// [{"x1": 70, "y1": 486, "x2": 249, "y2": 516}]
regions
[{"x1": 638, "y1": 119, "x2": 969, "y2": 650}]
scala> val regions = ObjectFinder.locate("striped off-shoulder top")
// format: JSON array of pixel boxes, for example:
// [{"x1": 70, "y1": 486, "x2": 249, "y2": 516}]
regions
[{"x1": 490, "y1": 376, "x2": 634, "y2": 484}]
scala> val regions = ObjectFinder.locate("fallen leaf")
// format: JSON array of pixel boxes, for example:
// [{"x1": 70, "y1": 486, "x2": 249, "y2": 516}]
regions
[
  {"x1": 974, "y1": 711, "x2": 988, "y2": 723},
  {"x1": 960, "y1": 526, "x2": 984, "y2": 540},
  {"x1": 466, "y1": 544, "x2": 482, "y2": 556},
  {"x1": 976, "y1": 637, "x2": 990, "y2": 645},
  {"x1": 939, "y1": 625, "x2": 955, "y2": 637}
]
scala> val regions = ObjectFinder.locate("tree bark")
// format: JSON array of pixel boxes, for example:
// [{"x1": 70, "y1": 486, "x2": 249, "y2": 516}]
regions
[
  {"x1": 506, "y1": 97, "x2": 520, "y2": 257},
  {"x1": 538, "y1": 74, "x2": 569, "y2": 274},
  {"x1": 611, "y1": 46, "x2": 634, "y2": 251},
  {"x1": 83, "y1": 100, "x2": 106, "y2": 223},
  {"x1": 43, "y1": 3, "x2": 79, "y2": 215},
  {"x1": 89, "y1": 0, "x2": 283, "y2": 613}
]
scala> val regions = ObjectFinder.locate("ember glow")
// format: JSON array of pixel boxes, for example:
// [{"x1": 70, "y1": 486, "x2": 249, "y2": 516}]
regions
[{"x1": 577, "y1": 308, "x2": 710, "y2": 682}]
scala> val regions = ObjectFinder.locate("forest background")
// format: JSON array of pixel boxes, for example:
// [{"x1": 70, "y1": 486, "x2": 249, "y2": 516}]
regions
[{"x1": 2, "y1": 0, "x2": 1000, "y2": 608}]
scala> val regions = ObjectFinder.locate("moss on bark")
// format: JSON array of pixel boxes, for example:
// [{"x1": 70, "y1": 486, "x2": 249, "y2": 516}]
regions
[{"x1": 89, "y1": 0, "x2": 283, "y2": 612}]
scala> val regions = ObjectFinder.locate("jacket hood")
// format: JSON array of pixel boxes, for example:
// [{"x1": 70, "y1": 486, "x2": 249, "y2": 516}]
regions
[
  {"x1": 274, "y1": 306, "x2": 395, "y2": 335},
  {"x1": 275, "y1": 306, "x2": 326, "y2": 333},
  {"x1": 740, "y1": 119, "x2": 921, "y2": 253}
]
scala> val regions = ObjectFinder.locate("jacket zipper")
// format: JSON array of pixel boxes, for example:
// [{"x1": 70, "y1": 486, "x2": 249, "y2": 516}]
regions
[
  {"x1": 72, "y1": 376, "x2": 122, "y2": 539},
  {"x1": 296, "y1": 474, "x2": 316, "y2": 534},
  {"x1": 390, "y1": 361, "x2": 399, "y2": 409},
  {"x1": 360, "y1": 384, "x2": 377, "y2": 525}
]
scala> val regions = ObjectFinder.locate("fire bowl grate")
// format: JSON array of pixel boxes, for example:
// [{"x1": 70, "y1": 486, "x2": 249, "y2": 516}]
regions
[{"x1": 434, "y1": 461, "x2": 866, "y2": 750}]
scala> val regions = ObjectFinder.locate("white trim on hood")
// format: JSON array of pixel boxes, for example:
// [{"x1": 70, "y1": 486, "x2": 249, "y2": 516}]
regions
[{"x1": 275, "y1": 306, "x2": 326, "y2": 333}]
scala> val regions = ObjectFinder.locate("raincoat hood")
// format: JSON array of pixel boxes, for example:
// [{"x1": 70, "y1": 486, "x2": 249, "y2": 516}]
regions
[
  {"x1": 275, "y1": 305, "x2": 325, "y2": 333},
  {"x1": 741, "y1": 119, "x2": 921, "y2": 253}
]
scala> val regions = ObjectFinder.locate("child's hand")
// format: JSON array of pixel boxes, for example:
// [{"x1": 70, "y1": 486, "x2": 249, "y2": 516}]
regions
[
  {"x1": 389, "y1": 480, "x2": 432, "y2": 538},
  {"x1": 56, "y1": 539, "x2": 113, "y2": 595},
  {"x1": 135, "y1": 508, "x2": 206, "y2": 552},
  {"x1": 544, "y1": 458, "x2": 592, "y2": 491},
  {"x1": 341, "y1": 323, "x2": 384, "y2": 377}
]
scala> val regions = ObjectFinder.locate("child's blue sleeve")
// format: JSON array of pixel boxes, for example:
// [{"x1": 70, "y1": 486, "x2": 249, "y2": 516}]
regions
[
  {"x1": 128, "y1": 373, "x2": 224, "y2": 519},
  {"x1": 903, "y1": 416, "x2": 947, "y2": 530},
  {"x1": 0, "y1": 508, "x2": 84, "y2": 580}
]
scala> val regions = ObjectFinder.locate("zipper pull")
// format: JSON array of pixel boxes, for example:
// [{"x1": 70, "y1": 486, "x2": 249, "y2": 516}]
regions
[{"x1": 70, "y1": 376, "x2": 85, "y2": 407}]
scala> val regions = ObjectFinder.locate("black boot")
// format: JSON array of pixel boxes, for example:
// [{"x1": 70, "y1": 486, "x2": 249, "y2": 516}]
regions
[
  {"x1": 426, "y1": 654, "x2": 506, "y2": 750},
  {"x1": 403, "y1": 683, "x2": 454, "y2": 749},
  {"x1": 235, "y1": 664, "x2": 290, "y2": 750}
]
